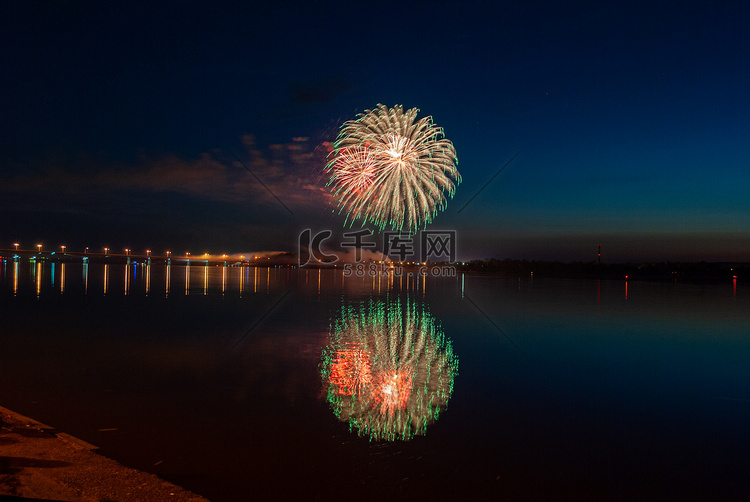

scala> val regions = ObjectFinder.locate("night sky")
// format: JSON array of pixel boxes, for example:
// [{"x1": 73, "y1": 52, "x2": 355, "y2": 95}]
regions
[{"x1": 2, "y1": 1, "x2": 749, "y2": 262}]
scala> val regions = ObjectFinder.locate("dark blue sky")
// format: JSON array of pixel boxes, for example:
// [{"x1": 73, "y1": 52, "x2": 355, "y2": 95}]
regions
[{"x1": 2, "y1": 1, "x2": 749, "y2": 261}]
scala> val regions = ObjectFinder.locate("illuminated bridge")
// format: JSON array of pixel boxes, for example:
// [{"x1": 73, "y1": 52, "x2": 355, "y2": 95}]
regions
[{"x1": 0, "y1": 248, "x2": 251, "y2": 266}]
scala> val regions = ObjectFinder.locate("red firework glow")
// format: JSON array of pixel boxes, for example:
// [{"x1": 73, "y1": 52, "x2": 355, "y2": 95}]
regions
[
  {"x1": 329, "y1": 146, "x2": 376, "y2": 193},
  {"x1": 328, "y1": 345, "x2": 372, "y2": 396}
]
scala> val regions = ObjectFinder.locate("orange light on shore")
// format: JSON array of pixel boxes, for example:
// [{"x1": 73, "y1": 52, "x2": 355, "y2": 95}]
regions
[
  {"x1": 13, "y1": 243, "x2": 19, "y2": 250},
  {"x1": 36, "y1": 244, "x2": 42, "y2": 253}
]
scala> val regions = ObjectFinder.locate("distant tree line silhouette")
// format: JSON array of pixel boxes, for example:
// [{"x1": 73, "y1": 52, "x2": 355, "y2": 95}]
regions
[{"x1": 458, "y1": 259, "x2": 747, "y2": 282}]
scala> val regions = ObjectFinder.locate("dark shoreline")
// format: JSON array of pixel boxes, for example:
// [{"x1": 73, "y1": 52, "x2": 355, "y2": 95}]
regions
[
  {"x1": 3, "y1": 248, "x2": 746, "y2": 284},
  {"x1": 456, "y1": 259, "x2": 748, "y2": 283}
]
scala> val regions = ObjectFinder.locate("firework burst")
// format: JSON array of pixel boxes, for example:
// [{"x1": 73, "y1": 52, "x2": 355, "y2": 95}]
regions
[
  {"x1": 320, "y1": 298, "x2": 458, "y2": 441},
  {"x1": 326, "y1": 104, "x2": 460, "y2": 232}
]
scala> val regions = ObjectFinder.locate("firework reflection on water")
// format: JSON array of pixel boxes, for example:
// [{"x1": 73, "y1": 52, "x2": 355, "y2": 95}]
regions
[{"x1": 321, "y1": 297, "x2": 458, "y2": 441}]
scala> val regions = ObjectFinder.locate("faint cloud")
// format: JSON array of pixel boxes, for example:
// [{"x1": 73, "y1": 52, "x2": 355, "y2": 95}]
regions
[{"x1": 1, "y1": 136, "x2": 333, "y2": 213}]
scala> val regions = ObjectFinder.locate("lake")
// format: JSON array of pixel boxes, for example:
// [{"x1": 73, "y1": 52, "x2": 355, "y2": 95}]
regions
[{"x1": 1, "y1": 260, "x2": 749, "y2": 500}]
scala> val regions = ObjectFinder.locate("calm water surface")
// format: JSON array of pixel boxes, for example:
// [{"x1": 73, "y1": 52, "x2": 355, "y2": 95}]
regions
[{"x1": 1, "y1": 261, "x2": 749, "y2": 500}]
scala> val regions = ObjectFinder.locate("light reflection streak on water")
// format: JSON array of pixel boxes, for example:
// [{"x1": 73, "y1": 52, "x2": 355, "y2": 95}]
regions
[
  {"x1": 103, "y1": 264, "x2": 109, "y2": 295},
  {"x1": 124, "y1": 264, "x2": 130, "y2": 295},
  {"x1": 145, "y1": 264, "x2": 151, "y2": 296},
  {"x1": 185, "y1": 264, "x2": 190, "y2": 296},
  {"x1": 51, "y1": 263, "x2": 55, "y2": 287},
  {"x1": 83, "y1": 262, "x2": 88, "y2": 295},
  {"x1": 4, "y1": 262, "x2": 744, "y2": 308},
  {"x1": 36, "y1": 261, "x2": 42, "y2": 297},
  {"x1": 239, "y1": 266, "x2": 244, "y2": 296},
  {"x1": 165, "y1": 264, "x2": 171, "y2": 297},
  {"x1": 13, "y1": 261, "x2": 19, "y2": 295}
]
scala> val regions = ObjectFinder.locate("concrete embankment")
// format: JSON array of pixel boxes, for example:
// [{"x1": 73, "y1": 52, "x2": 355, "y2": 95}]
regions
[{"x1": 0, "y1": 406, "x2": 209, "y2": 501}]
